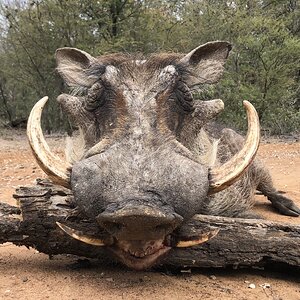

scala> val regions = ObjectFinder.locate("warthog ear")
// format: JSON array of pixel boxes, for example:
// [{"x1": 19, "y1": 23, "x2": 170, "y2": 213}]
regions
[
  {"x1": 180, "y1": 41, "x2": 232, "y2": 86},
  {"x1": 56, "y1": 47, "x2": 104, "y2": 88}
]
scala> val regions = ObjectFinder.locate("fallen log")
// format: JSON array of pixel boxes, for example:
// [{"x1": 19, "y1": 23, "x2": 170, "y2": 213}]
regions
[{"x1": 0, "y1": 180, "x2": 299, "y2": 269}]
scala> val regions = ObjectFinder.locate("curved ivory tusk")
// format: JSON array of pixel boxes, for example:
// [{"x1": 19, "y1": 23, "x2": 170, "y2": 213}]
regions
[
  {"x1": 27, "y1": 97, "x2": 71, "y2": 188},
  {"x1": 208, "y1": 100, "x2": 260, "y2": 194},
  {"x1": 176, "y1": 229, "x2": 219, "y2": 248},
  {"x1": 56, "y1": 222, "x2": 105, "y2": 246}
]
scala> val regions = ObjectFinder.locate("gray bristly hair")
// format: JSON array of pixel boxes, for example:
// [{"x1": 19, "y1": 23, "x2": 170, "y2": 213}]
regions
[
  {"x1": 192, "y1": 129, "x2": 220, "y2": 167},
  {"x1": 65, "y1": 129, "x2": 86, "y2": 164}
]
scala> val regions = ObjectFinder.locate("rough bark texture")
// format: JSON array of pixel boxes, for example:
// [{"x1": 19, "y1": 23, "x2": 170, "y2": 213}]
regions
[{"x1": 0, "y1": 180, "x2": 299, "y2": 269}]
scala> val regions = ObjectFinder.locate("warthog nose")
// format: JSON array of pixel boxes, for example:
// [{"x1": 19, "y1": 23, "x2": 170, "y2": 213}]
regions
[{"x1": 97, "y1": 204, "x2": 183, "y2": 240}]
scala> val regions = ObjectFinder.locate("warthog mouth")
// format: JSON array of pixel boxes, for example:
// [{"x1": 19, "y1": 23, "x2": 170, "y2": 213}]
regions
[
  {"x1": 109, "y1": 239, "x2": 171, "y2": 270},
  {"x1": 56, "y1": 222, "x2": 219, "y2": 270}
]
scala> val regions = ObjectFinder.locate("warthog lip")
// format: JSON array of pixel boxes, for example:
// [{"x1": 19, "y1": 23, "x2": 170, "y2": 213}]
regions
[{"x1": 108, "y1": 239, "x2": 171, "y2": 270}]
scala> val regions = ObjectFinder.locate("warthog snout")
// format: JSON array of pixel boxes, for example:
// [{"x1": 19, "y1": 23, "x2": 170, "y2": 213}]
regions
[{"x1": 97, "y1": 202, "x2": 183, "y2": 240}]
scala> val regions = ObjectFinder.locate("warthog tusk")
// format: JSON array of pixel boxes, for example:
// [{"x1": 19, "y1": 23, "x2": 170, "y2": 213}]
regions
[
  {"x1": 27, "y1": 97, "x2": 71, "y2": 188},
  {"x1": 176, "y1": 229, "x2": 220, "y2": 248},
  {"x1": 208, "y1": 100, "x2": 260, "y2": 194},
  {"x1": 56, "y1": 222, "x2": 105, "y2": 246}
]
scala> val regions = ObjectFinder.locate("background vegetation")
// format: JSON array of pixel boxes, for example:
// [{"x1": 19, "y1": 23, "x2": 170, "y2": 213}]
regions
[{"x1": 0, "y1": 0, "x2": 299, "y2": 134}]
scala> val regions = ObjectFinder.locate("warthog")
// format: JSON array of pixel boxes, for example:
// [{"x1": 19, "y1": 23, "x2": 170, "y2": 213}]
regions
[{"x1": 27, "y1": 41, "x2": 299, "y2": 270}]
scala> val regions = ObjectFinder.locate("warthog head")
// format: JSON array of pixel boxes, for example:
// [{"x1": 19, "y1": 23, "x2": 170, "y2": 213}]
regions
[{"x1": 27, "y1": 41, "x2": 260, "y2": 270}]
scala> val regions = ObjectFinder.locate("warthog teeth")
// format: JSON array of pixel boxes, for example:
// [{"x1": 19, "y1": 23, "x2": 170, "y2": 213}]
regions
[
  {"x1": 176, "y1": 229, "x2": 219, "y2": 248},
  {"x1": 56, "y1": 222, "x2": 105, "y2": 246}
]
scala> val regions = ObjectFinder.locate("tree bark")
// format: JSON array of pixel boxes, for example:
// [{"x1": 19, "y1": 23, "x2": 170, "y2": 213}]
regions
[{"x1": 0, "y1": 180, "x2": 299, "y2": 269}]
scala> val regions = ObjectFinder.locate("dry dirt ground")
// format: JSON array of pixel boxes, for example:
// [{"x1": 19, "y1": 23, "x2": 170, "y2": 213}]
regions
[{"x1": 0, "y1": 130, "x2": 299, "y2": 300}]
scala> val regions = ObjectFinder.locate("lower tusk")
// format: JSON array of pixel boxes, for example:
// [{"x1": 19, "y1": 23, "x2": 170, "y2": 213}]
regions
[
  {"x1": 56, "y1": 222, "x2": 105, "y2": 246},
  {"x1": 176, "y1": 229, "x2": 219, "y2": 248}
]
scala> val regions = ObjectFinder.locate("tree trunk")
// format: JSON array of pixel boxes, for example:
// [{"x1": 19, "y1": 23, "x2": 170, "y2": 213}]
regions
[
  {"x1": 0, "y1": 81, "x2": 13, "y2": 125},
  {"x1": 0, "y1": 180, "x2": 299, "y2": 269}
]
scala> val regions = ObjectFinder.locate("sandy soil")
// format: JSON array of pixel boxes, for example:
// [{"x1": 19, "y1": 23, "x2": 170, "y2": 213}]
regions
[{"x1": 0, "y1": 130, "x2": 299, "y2": 300}]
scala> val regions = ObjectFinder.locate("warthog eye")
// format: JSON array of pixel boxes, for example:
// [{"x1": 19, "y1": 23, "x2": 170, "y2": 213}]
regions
[
  {"x1": 170, "y1": 81, "x2": 194, "y2": 112},
  {"x1": 84, "y1": 79, "x2": 117, "y2": 112},
  {"x1": 84, "y1": 82, "x2": 105, "y2": 111}
]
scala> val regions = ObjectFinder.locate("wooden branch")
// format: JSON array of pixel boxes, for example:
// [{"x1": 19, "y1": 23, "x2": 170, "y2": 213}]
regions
[{"x1": 0, "y1": 181, "x2": 299, "y2": 269}]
